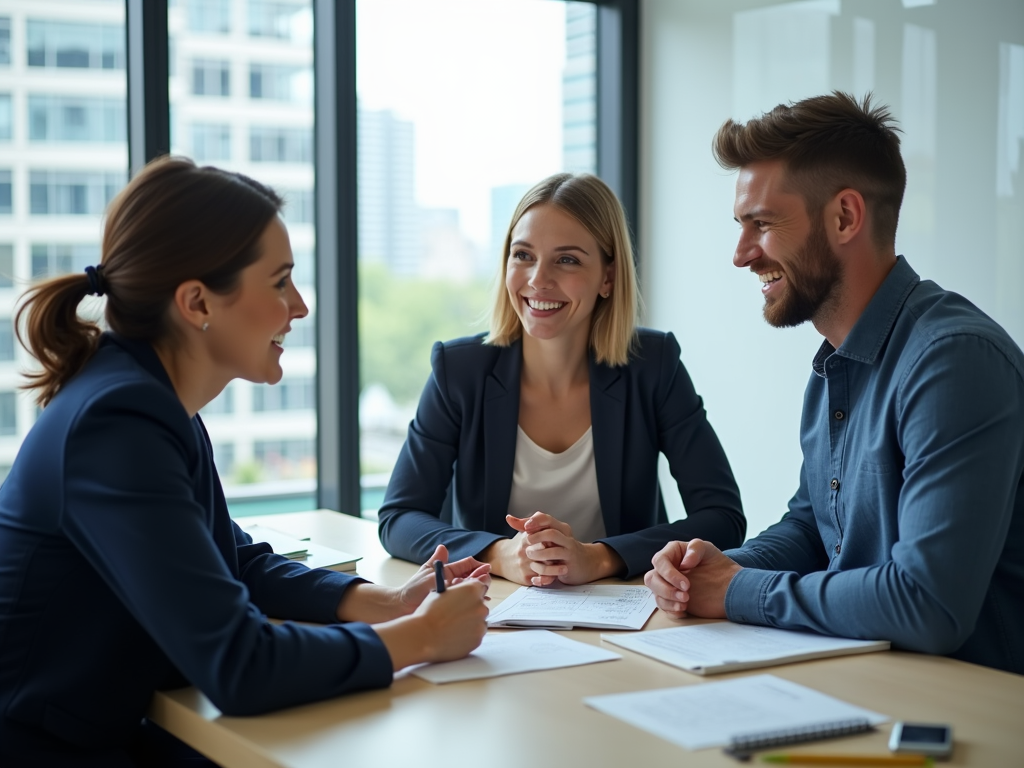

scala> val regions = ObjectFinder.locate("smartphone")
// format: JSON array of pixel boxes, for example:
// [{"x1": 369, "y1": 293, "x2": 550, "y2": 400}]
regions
[{"x1": 888, "y1": 722, "x2": 953, "y2": 758}]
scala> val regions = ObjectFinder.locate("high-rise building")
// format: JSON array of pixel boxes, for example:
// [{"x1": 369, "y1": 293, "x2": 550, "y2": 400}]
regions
[
  {"x1": 0, "y1": 0, "x2": 128, "y2": 481},
  {"x1": 563, "y1": 3, "x2": 596, "y2": 174},
  {"x1": 0, "y1": 0, "x2": 320, "y2": 499},
  {"x1": 357, "y1": 106, "x2": 419, "y2": 275}
]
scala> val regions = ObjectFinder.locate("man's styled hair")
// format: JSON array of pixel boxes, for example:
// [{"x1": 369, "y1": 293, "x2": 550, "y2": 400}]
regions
[{"x1": 712, "y1": 91, "x2": 906, "y2": 248}]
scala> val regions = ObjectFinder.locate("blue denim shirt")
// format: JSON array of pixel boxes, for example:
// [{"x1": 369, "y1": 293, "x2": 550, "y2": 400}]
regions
[{"x1": 724, "y1": 257, "x2": 1024, "y2": 675}]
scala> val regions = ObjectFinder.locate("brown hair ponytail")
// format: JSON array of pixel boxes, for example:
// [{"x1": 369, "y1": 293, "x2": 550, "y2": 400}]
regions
[{"x1": 16, "y1": 156, "x2": 283, "y2": 407}]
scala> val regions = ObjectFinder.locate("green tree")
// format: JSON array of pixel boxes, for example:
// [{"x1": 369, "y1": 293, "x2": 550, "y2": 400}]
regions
[{"x1": 359, "y1": 263, "x2": 492, "y2": 404}]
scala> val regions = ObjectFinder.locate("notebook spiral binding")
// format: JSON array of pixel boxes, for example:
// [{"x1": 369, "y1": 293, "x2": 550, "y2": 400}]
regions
[{"x1": 724, "y1": 717, "x2": 873, "y2": 761}]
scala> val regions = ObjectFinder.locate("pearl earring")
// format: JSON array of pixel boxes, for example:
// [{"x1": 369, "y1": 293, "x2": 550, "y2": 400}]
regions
[{"x1": 201, "y1": 322, "x2": 209, "y2": 332}]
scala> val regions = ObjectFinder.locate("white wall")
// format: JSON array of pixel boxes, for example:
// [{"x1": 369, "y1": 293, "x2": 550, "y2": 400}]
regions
[{"x1": 640, "y1": 0, "x2": 1024, "y2": 538}]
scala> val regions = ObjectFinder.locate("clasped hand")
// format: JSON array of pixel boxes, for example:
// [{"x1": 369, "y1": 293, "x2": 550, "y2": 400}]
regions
[
  {"x1": 643, "y1": 538, "x2": 742, "y2": 619},
  {"x1": 487, "y1": 512, "x2": 623, "y2": 586}
]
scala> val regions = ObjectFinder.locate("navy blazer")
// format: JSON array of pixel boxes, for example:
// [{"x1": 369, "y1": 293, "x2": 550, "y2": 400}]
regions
[
  {"x1": 378, "y1": 329, "x2": 746, "y2": 577},
  {"x1": 0, "y1": 335, "x2": 391, "y2": 766}
]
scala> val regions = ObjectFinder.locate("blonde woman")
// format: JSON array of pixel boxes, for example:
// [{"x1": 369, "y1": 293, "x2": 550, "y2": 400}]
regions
[{"x1": 378, "y1": 173, "x2": 745, "y2": 585}]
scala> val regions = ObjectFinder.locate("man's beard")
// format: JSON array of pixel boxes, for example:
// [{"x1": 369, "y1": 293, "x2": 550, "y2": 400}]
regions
[{"x1": 763, "y1": 220, "x2": 843, "y2": 328}]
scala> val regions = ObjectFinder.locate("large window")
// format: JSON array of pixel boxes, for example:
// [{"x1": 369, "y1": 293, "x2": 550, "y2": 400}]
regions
[
  {"x1": 0, "y1": 0, "x2": 625, "y2": 518},
  {"x1": 170, "y1": 0, "x2": 316, "y2": 511},
  {"x1": 0, "y1": 0, "x2": 127, "y2": 476},
  {"x1": 355, "y1": 0, "x2": 598, "y2": 513}
]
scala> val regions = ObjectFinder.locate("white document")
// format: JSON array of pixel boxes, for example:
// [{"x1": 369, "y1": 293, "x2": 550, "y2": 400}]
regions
[
  {"x1": 411, "y1": 629, "x2": 621, "y2": 684},
  {"x1": 584, "y1": 674, "x2": 888, "y2": 751},
  {"x1": 603, "y1": 622, "x2": 890, "y2": 675},
  {"x1": 243, "y1": 524, "x2": 362, "y2": 572},
  {"x1": 486, "y1": 584, "x2": 657, "y2": 630}
]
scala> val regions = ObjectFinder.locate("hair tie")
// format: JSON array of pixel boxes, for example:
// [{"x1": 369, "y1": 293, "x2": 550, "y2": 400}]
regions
[{"x1": 84, "y1": 265, "x2": 106, "y2": 297}]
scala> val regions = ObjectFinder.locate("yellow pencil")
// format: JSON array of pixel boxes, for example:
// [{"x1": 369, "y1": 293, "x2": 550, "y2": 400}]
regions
[{"x1": 762, "y1": 755, "x2": 934, "y2": 766}]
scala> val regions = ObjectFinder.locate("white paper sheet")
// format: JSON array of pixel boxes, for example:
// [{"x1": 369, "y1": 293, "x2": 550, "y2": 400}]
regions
[
  {"x1": 603, "y1": 622, "x2": 889, "y2": 674},
  {"x1": 486, "y1": 584, "x2": 657, "y2": 630},
  {"x1": 584, "y1": 674, "x2": 888, "y2": 750},
  {"x1": 410, "y1": 630, "x2": 621, "y2": 684}
]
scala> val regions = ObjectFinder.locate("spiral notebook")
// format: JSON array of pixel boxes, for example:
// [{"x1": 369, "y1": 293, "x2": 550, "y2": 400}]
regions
[{"x1": 584, "y1": 674, "x2": 888, "y2": 751}]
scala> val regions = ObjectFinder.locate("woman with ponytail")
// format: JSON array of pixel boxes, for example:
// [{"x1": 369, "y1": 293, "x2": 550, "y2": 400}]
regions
[{"x1": 0, "y1": 157, "x2": 489, "y2": 766}]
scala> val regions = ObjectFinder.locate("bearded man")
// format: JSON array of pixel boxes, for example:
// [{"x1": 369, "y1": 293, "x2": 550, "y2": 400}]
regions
[{"x1": 645, "y1": 92, "x2": 1024, "y2": 675}]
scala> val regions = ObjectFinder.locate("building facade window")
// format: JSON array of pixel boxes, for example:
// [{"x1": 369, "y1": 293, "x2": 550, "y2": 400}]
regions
[
  {"x1": 249, "y1": 126, "x2": 311, "y2": 163},
  {"x1": 0, "y1": 392, "x2": 15, "y2": 436},
  {"x1": 248, "y1": 0, "x2": 308, "y2": 40},
  {"x1": 188, "y1": 0, "x2": 230, "y2": 34},
  {"x1": 287, "y1": 311, "x2": 315, "y2": 347},
  {"x1": 281, "y1": 188, "x2": 313, "y2": 223},
  {"x1": 249, "y1": 63, "x2": 310, "y2": 102},
  {"x1": 0, "y1": 17, "x2": 10, "y2": 66},
  {"x1": 212, "y1": 442, "x2": 235, "y2": 475},
  {"x1": 201, "y1": 384, "x2": 234, "y2": 415},
  {"x1": 26, "y1": 20, "x2": 124, "y2": 70},
  {"x1": 253, "y1": 377, "x2": 314, "y2": 412},
  {"x1": 253, "y1": 438, "x2": 315, "y2": 479},
  {"x1": 31, "y1": 243, "x2": 100, "y2": 278},
  {"x1": 0, "y1": 318, "x2": 14, "y2": 362},
  {"x1": 191, "y1": 59, "x2": 230, "y2": 97},
  {"x1": 29, "y1": 171, "x2": 124, "y2": 215},
  {"x1": 0, "y1": 170, "x2": 11, "y2": 215},
  {"x1": 190, "y1": 123, "x2": 231, "y2": 162},
  {"x1": 0, "y1": 244, "x2": 13, "y2": 288},
  {"x1": 0, "y1": 93, "x2": 11, "y2": 140},
  {"x1": 28, "y1": 95, "x2": 126, "y2": 143}
]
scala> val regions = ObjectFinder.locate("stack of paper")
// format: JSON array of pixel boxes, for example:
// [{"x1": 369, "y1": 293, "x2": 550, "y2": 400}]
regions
[
  {"x1": 486, "y1": 584, "x2": 657, "y2": 630},
  {"x1": 602, "y1": 622, "x2": 889, "y2": 675},
  {"x1": 243, "y1": 524, "x2": 362, "y2": 572}
]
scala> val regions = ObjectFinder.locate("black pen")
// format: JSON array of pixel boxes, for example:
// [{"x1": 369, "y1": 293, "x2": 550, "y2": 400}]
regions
[{"x1": 433, "y1": 559, "x2": 446, "y2": 593}]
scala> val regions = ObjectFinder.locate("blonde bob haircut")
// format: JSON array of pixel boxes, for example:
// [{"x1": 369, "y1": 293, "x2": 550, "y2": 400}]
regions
[{"x1": 486, "y1": 173, "x2": 639, "y2": 367}]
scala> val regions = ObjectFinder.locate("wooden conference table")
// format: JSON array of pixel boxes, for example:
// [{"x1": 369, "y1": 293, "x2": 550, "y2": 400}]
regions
[{"x1": 148, "y1": 510, "x2": 1024, "y2": 768}]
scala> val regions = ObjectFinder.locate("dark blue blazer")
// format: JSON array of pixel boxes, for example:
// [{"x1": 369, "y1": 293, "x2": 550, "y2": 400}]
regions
[
  {"x1": 0, "y1": 335, "x2": 391, "y2": 766},
  {"x1": 378, "y1": 330, "x2": 745, "y2": 577}
]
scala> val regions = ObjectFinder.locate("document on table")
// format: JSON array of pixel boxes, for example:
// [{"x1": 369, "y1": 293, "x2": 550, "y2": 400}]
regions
[
  {"x1": 410, "y1": 630, "x2": 621, "y2": 684},
  {"x1": 603, "y1": 622, "x2": 890, "y2": 675},
  {"x1": 584, "y1": 674, "x2": 888, "y2": 751},
  {"x1": 242, "y1": 524, "x2": 361, "y2": 572},
  {"x1": 486, "y1": 584, "x2": 658, "y2": 630}
]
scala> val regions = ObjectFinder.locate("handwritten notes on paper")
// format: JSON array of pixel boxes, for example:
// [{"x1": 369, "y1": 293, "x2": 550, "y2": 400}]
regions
[{"x1": 486, "y1": 584, "x2": 657, "y2": 630}]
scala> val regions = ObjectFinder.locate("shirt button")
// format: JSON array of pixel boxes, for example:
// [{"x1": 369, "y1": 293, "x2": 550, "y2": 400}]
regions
[
  {"x1": 834, "y1": 410, "x2": 844, "y2": 420},
  {"x1": 835, "y1": 543, "x2": 841, "y2": 555},
  {"x1": 830, "y1": 478, "x2": 840, "y2": 490}
]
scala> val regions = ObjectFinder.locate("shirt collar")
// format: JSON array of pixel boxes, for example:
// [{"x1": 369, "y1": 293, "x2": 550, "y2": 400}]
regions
[{"x1": 811, "y1": 255, "x2": 920, "y2": 377}]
